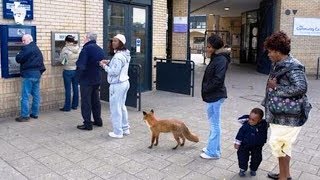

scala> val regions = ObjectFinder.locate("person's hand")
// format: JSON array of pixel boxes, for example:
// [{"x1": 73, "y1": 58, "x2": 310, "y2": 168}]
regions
[
  {"x1": 234, "y1": 144, "x2": 240, "y2": 149},
  {"x1": 99, "y1": 60, "x2": 109, "y2": 67},
  {"x1": 267, "y1": 78, "x2": 277, "y2": 90}
]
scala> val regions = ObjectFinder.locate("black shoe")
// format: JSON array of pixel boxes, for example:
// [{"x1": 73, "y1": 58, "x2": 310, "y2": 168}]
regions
[
  {"x1": 267, "y1": 172, "x2": 292, "y2": 180},
  {"x1": 239, "y1": 169, "x2": 246, "y2": 177},
  {"x1": 30, "y1": 114, "x2": 38, "y2": 119},
  {"x1": 250, "y1": 170, "x2": 256, "y2": 176},
  {"x1": 93, "y1": 122, "x2": 103, "y2": 127},
  {"x1": 77, "y1": 125, "x2": 92, "y2": 130},
  {"x1": 15, "y1": 116, "x2": 30, "y2": 122},
  {"x1": 71, "y1": 107, "x2": 77, "y2": 110},
  {"x1": 60, "y1": 108, "x2": 70, "y2": 112}
]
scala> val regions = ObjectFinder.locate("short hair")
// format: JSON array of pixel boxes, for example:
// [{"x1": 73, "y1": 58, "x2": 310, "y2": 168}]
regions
[
  {"x1": 264, "y1": 31, "x2": 291, "y2": 55},
  {"x1": 207, "y1": 34, "x2": 224, "y2": 49},
  {"x1": 251, "y1": 108, "x2": 264, "y2": 119},
  {"x1": 86, "y1": 32, "x2": 97, "y2": 41},
  {"x1": 23, "y1": 34, "x2": 33, "y2": 42}
]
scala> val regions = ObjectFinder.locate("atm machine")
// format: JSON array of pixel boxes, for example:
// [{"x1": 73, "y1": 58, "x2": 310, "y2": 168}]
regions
[{"x1": 0, "y1": 25, "x2": 36, "y2": 78}]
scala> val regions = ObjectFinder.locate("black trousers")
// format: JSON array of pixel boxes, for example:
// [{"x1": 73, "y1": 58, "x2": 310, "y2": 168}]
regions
[
  {"x1": 80, "y1": 84, "x2": 102, "y2": 127},
  {"x1": 237, "y1": 144, "x2": 263, "y2": 171}
]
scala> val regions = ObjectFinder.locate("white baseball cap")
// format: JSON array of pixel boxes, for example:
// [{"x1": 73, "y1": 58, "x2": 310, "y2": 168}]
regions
[{"x1": 114, "y1": 34, "x2": 126, "y2": 45}]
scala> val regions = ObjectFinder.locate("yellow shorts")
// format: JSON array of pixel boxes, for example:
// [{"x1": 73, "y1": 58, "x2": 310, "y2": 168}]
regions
[{"x1": 269, "y1": 124, "x2": 301, "y2": 157}]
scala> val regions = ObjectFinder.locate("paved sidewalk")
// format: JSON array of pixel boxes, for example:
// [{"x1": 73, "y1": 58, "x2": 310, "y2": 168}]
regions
[{"x1": 0, "y1": 62, "x2": 319, "y2": 180}]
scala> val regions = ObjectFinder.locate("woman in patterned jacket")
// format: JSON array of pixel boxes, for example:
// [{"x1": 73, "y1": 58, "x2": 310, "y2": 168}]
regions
[{"x1": 262, "y1": 31, "x2": 311, "y2": 180}]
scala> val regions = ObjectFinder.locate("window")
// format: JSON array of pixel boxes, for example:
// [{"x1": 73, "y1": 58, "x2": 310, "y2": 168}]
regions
[
  {"x1": 190, "y1": 15, "x2": 207, "y2": 29},
  {"x1": 193, "y1": 37, "x2": 205, "y2": 44}
]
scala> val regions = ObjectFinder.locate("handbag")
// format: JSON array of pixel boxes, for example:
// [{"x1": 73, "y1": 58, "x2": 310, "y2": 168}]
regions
[{"x1": 267, "y1": 89, "x2": 303, "y2": 115}]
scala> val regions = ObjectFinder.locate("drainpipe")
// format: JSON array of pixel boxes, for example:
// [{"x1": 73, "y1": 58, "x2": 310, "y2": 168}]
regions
[{"x1": 187, "y1": 0, "x2": 191, "y2": 60}]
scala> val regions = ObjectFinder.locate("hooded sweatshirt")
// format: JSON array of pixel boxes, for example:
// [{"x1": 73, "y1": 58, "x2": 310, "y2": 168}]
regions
[
  {"x1": 201, "y1": 48, "x2": 231, "y2": 103},
  {"x1": 60, "y1": 44, "x2": 80, "y2": 70},
  {"x1": 103, "y1": 49, "x2": 131, "y2": 84}
]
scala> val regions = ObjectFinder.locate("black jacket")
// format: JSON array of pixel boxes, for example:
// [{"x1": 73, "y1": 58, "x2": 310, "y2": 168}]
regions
[
  {"x1": 16, "y1": 42, "x2": 46, "y2": 77},
  {"x1": 76, "y1": 40, "x2": 105, "y2": 86},
  {"x1": 201, "y1": 51, "x2": 230, "y2": 102},
  {"x1": 235, "y1": 120, "x2": 268, "y2": 146}
]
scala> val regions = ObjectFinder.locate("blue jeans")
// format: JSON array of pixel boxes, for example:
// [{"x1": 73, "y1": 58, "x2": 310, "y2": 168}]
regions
[
  {"x1": 109, "y1": 80, "x2": 130, "y2": 135},
  {"x1": 20, "y1": 78, "x2": 41, "y2": 117},
  {"x1": 62, "y1": 70, "x2": 79, "y2": 110},
  {"x1": 204, "y1": 98, "x2": 225, "y2": 157}
]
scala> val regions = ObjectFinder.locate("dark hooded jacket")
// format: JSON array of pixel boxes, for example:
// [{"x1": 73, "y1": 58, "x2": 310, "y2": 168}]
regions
[{"x1": 201, "y1": 49, "x2": 231, "y2": 102}]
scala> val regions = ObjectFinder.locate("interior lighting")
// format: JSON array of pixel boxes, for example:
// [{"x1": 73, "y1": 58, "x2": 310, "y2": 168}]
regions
[{"x1": 224, "y1": 7, "x2": 230, "y2": 11}]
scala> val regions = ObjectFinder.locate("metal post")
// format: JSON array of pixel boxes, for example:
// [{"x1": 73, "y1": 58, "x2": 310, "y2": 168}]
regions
[{"x1": 317, "y1": 57, "x2": 320, "y2": 80}]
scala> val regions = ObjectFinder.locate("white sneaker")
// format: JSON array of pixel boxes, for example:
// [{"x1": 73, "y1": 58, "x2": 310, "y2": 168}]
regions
[
  {"x1": 108, "y1": 132, "x2": 123, "y2": 138},
  {"x1": 200, "y1": 153, "x2": 219, "y2": 160},
  {"x1": 123, "y1": 129, "x2": 130, "y2": 136},
  {"x1": 202, "y1": 147, "x2": 207, "y2": 152}
]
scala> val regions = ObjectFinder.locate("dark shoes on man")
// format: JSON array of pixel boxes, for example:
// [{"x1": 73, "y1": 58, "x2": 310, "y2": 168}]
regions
[
  {"x1": 92, "y1": 122, "x2": 103, "y2": 127},
  {"x1": 60, "y1": 107, "x2": 77, "y2": 112},
  {"x1": 30, "y1": 114, "x2": 38, "y2": 119},
  {"x1": 77, "y1": 125, "x2": 93, "y2": 131},
  {"x1": 15, "y1": 116, "x2": 30, "y2": 122},
  {"x1": 267, "y1": 172, "x2": 292, "y2": 180},
  {"x1": 16, "y1": 114, "x2": 38, "y2": 122}
]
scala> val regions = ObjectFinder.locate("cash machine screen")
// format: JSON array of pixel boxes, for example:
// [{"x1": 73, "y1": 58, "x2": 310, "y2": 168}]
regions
[{"x1": 8, "y1": 42, "x2": 24, "y2": 75}]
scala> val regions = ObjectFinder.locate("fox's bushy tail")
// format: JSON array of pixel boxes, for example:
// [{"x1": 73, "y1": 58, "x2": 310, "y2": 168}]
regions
[{"x1": 182, "y1": 124, "x2": 199, "y2": 142}]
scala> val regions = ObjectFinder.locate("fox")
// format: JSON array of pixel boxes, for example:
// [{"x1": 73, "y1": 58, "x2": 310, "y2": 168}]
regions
[{"x1": 143, "y1": 109, "x2": 199, "y2": 150}]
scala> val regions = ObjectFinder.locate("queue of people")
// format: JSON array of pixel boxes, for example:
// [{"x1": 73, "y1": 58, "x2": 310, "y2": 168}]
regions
[{"x1": 14, "y1": 31, "x2": 311, "y2": 179}]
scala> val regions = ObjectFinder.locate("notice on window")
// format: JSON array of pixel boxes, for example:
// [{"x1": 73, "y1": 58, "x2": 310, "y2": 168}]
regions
[
  {"x1": 173, "y1": 17, "x2": 188, "y2": 33},
  {"x1": 293, "y1": 18, "x2": 320, "y2": 36}
]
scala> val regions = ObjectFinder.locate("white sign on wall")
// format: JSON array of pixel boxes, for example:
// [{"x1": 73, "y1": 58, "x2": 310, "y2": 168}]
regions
[{"x1": 293, "y1": 18, "x2": 320, "y2": 36}]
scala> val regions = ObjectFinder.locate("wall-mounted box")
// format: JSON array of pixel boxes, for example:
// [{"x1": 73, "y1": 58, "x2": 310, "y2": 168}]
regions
[
  {"x1": 51, "y1": 32, "x2": 79, "y2": 66},
  {"x1": 0, "y1": 25, "x2": 36, "y2": 78}
]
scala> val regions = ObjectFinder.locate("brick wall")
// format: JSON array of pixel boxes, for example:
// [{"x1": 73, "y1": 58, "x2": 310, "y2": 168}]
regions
[
  {"x1": 0, "y1": 0, "x2": 103, "y2": 117},
  {"x1": 172, "y1": 0, "x2": 188, "y2": 60},
  {"x1": 279, "y1": 0, "x2": 320, "y2": 75},
  {"x1": 152, "y1": 0, "x2": 168, "y2": 89}
]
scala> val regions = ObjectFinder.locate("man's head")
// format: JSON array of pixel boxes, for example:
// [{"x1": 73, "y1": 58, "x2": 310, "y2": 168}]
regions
[
  {"x1": 248, "y1": 108, "x2": 264, "y2": 126},
  {"x1": 22, "y1": 34, "x2": 33, "y2": 45},
  {"x1": 83, "y1": 32, "x2": 97, "y2": 44}
]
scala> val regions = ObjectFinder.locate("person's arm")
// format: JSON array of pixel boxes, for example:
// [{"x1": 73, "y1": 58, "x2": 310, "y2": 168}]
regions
[
  {"x1": 76, "y1": 49, "x2": 88, "y2": 78},
  {"x1": 234, "y1": 125, "x2": 246, "y2": 149},
  {"x1": 16, "y1": 46, "x2": 30, "y2": 64},
  {"x1": 275, "y1": 69, "x2": 307, "y2": 97},
  {"x1": 202, "y1": 58, "x2": 228, "y2": 93},
  {"x1": 103, "y1": 56, "x2": 123, "y2": 76}
]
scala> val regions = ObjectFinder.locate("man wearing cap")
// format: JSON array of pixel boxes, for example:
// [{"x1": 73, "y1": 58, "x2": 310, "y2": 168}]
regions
[
  {"x1": 76, "y1": 32, "x2": 105, "y2": 130},
  {"x1": 100, "y1": 34, "x2": 131, "y2": 138}
]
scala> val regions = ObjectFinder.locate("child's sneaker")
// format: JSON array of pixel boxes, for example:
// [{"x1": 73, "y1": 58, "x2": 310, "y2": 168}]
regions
[
  {"x1": 250, "y1": 170, "x2": 256, "y2": 176},
  {"x1": 239, "y1": 169, "x2": 246, "y2": 177}
]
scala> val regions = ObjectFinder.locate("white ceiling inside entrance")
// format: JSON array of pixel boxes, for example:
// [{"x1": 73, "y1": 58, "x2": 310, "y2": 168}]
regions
[{"x1": 191, "y1": 0, "x2": 262, "y2": 17}]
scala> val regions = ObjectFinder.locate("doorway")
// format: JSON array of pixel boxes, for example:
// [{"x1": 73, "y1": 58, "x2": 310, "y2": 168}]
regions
[{"x1": 104, "y1": 1, "x2": 152, "y2": 91}]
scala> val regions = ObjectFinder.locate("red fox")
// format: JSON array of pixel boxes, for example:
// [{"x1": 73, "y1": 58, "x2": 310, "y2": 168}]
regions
[{"x1": 143, "y1": 109, "x2": 199, "y2": 150}]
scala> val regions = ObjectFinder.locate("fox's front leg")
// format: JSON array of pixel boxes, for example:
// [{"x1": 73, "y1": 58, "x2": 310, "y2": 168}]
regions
[
  {"x1": 154, "y1": 135, "x2": 159, "y2": 146},
  {"x1": 148, "y1": 133, "x2": 156, "y2": 149}
]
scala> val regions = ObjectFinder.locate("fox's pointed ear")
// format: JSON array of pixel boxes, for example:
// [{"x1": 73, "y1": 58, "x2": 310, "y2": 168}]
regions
[
  {"x1": 143, "y1": 111, "x2": 147, "y2": 115},
  {"x1": 150, "y1": 109, "x2": 154, "y2": 113}
]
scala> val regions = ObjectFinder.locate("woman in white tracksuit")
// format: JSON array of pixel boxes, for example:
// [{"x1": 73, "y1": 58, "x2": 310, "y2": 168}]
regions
[{"x1": 100, "y1": 34, "x2": 131, "y2": 138}]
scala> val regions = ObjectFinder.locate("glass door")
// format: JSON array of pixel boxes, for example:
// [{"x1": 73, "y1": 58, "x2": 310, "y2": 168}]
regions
[{"x1": 106, "y1": 2, "x2": 151, "y2": 91}]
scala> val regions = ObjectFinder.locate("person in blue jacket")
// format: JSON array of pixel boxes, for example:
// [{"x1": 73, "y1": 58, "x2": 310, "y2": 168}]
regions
[
  {"x1": 234, "y1": 108, "x2": 268, "y2": 177},
  {"x1": 15, "y1": 34, "x2": 46, "y2": 122},
  {"x1": 76, "y1": 32, "x2": 105, "y2": 130}
]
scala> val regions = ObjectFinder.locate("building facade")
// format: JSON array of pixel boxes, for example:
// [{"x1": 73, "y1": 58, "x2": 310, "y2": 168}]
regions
[{"x1": 0, "y1": 0, "x2": 319, "y2": 117}]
